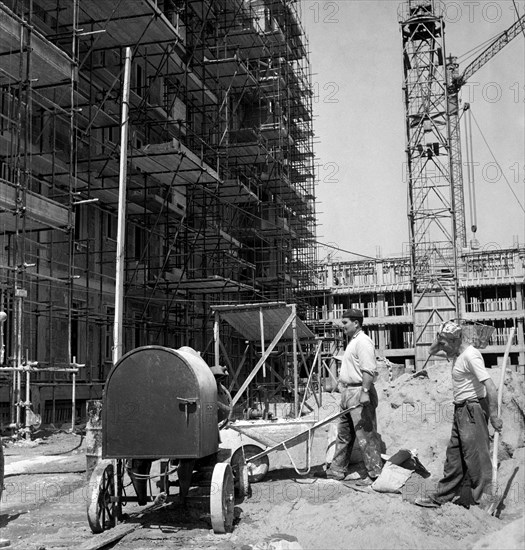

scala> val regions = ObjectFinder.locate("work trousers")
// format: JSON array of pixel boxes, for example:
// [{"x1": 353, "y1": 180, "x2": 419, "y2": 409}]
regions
[
  {"x1": 330, "y1": 385, "x2": 383, "y2": 478},
  {"x1": 432, "y1": 399, "x2": 493, "y2": 505}
]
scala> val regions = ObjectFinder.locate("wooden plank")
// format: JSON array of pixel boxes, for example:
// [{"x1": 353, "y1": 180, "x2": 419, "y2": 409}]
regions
[
  {"x1": 0, "y1": 5, "x2": 73, "y2": 84},
  {"x1": 0, "y1": 183, "x2": 69, "y2": 230},
  {"x1": 77, "y1": 497, "x2": 169, "y2": 550},
  {"x1": 77, "y1": 523, "x2": 141, "y2": 550}
]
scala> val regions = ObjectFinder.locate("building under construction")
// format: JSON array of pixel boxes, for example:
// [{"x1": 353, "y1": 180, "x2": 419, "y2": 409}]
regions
[
  {"x1": 307, "y1": 1, "x2": 525, "y2": 376},
  {"x1": 0, "y1": 0, "x2": 317, "y2": 427},
  {"x1": 309, "y1": 244, "x2": 525, "y2": 372}
]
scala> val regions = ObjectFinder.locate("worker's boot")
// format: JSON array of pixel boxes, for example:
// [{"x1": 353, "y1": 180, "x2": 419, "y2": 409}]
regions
[
  {"x1": 325, "y1": 468, "x2": 346, "y2": 481},
  {"x1": 355, "y1": 476, "x2": 375, "y2": 486},
  {"x1": 414, "y1": 496, "x2": 441, "y2": 508}
]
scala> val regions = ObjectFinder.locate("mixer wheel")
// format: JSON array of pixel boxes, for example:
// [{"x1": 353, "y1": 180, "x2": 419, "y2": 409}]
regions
[
  {"x1": 87, "y1": 459, "x2": 121, "y2": 533},
  {"x1": 210, "y1": 462, "x2": 234, "y2": 534}
]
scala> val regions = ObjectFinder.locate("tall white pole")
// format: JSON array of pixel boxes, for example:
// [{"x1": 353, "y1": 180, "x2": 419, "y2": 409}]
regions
[
  {"x1": 292, "y1": 304, "x2": 298, "y2": 417},
  {"x1": 259, "y1": 308, "x2": 266, "y2": 377},
  {"x1": 214, "y1": 311, "x2": 220, "y2": 366},
  {"x1": 0, "y1": 311, "x2": 7, "y2": 366},
  {"x1": 113, "y1": 47, "x2": 132, "y2": 365}
]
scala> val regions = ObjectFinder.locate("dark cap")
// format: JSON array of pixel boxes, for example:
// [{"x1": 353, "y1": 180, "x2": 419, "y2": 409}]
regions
[
  {"x1": 342, "y1": 308, "x2": 364, "y2": 322},
  {"x1": 210, "y1": 365, "x2": 229, "y2": 377}
]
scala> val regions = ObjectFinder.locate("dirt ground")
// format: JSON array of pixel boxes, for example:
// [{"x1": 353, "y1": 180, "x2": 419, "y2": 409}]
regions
[{"x1": 1, "y1": 364, "x2": 524, "y2": 550}]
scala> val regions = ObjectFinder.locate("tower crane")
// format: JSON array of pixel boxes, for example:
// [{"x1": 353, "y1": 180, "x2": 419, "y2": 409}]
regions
[
  {"x1": 399, "y1": 0, "x2": 525, "y2": 369},
  {"x1": 448, "y1": 10, "x2": 525, "y2": 248}
]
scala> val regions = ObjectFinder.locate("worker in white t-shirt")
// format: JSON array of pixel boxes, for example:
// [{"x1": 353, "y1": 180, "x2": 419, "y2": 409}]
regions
[
  {"x1": 415, "y1": 320, "x2": 502, "y2": 509},
  {"x1": 324, "y1": 308, "x2": 384, "y2": 484}
]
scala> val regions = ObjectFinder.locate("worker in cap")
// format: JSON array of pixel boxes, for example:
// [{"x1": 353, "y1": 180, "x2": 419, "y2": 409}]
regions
[
  {"x1": 428, "y1": 320, "x2": 463, "y2": 357},
  {"x1": 415, "y1": 320, "x2": 503, "y2": 509},
  {"x1": 210, "y1": 365, "x2": 231, "y2": 427},
  {"x1": 322, "y1": 308, "x2": 384, "y2": 484},
  {"x1": 439, "y1": 320, "x2": 463, "y2": 338}
]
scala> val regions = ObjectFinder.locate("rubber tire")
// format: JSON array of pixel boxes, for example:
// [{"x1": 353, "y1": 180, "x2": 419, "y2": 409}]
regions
[
  {"x1": 235, "y1": 463, "x2": 250, "y2": 499},
  {"x1": 231, "y1": 444, "x2": 269, "y2": 483}
]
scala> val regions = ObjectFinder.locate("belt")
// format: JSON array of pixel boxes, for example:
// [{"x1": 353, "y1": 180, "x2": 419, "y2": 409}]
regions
[
  {"x1": 455, "y1": 397, "x2": 486, "y2": 407},
  {"x1": 339, "y1": 382, "x2": 363, "y2": 388}
]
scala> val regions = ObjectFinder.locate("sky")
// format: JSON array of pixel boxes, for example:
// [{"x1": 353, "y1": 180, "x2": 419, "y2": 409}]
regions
[{"x1": 299, "y1": 0, "x2": 525, "y2": 261}]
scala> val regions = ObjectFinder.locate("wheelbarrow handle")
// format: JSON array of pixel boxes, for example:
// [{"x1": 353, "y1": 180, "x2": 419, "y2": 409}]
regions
[{"x1": 245, "y1": 404, "x2": 362, "y2": 463}]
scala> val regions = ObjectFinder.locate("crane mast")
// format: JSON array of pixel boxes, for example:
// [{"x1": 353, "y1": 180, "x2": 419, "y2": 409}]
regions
[
  {"x1": 400, "y1": 0, "x2": 525, "y2": 369},
  {"x1": 400, "y1": 0, "x2": 459, "y2": 368}
]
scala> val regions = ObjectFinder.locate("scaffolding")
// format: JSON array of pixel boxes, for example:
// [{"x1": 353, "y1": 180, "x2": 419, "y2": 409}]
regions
[{"x1": 0, "y1": 0, "x2": 317, "y2": 428}]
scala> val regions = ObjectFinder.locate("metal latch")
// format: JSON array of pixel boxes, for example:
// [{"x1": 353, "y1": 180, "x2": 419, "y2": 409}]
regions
[{"x1": 177, "y1": 397, "x2": 198, "y2": 422}]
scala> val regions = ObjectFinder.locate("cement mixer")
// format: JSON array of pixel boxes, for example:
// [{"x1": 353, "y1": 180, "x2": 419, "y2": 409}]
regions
[{"x1": 86, "y1": 345, "x2": 248, "y2": 535}]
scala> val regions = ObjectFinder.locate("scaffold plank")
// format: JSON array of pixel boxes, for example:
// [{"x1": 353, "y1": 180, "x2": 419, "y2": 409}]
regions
[{"x1": 0, "y1": 4, "x2": 73, "y2": 86}]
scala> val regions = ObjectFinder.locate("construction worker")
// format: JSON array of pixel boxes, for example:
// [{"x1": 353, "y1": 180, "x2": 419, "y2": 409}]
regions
[
  {"x1": 324, "y1": 308, "x2": 384, "y2": 483},
  {"x1": 210, "y1": 364, "x2": 232, "y2": 427},
  {"x1": 415, "y1": 320, "x2": 502, "y2": 508}
]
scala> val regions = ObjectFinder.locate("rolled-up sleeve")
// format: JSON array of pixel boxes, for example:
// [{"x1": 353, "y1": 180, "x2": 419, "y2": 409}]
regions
[{"x1": 356, "y1": 337, "x2": 377, "y2": 377}]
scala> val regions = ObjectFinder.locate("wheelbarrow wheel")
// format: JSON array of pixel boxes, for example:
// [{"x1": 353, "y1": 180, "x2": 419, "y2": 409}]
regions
[
  {"x1": 235, "y1": 462, "x2": 250, "y2": 499},
  {"x1": 231, "y1": 444, "x2": 269, "y2": 483},
  {"x1": 210, "y1": 462, "x2": 234, "y2": 534},
  {"x1": 87, "y1": 459, "x2": 121, "y2": 533}
]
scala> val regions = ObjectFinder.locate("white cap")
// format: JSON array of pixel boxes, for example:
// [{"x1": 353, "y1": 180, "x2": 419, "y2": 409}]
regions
[{"x1": 438, "y1": 320, "x2": 462, "y2": 339}]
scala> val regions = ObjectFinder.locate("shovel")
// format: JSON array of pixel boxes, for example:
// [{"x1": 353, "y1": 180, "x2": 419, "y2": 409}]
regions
[{"x1": 487, "y1": 327, "x2": 515, "y2": 515}]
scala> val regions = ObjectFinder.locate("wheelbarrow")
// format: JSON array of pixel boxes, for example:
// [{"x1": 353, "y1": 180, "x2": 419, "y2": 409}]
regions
[{"x1": 225, "y1": 407, "x2": 357, "y2": 482}]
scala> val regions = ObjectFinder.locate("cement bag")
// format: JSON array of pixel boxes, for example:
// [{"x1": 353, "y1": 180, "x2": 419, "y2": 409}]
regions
[
  {"x1": 371, "y1": 449, "x2": 430, "y2": 494},
  {"x1": 371, "y1": 462, "x2": 413, "y2": 493}
]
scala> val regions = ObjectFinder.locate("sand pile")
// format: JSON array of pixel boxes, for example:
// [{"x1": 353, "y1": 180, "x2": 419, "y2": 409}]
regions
[
  {"x1": 301, "y1": 362, "x2": 524, "y2": 518},
  {"x1": 376, "y1": 364, "x2": 523, "y2": 464},
  {"x1": 236, "y1": 363, "x2": 524, "y2": 549},
  {"x1": 374, "y1": 363, "x2": 525, "y2": 516},
  {"x1": 236, "y1": 469, "x2": 512, "y2": 550}
]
